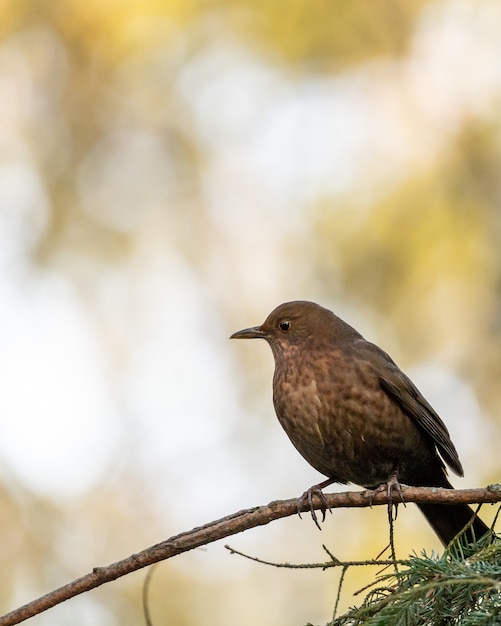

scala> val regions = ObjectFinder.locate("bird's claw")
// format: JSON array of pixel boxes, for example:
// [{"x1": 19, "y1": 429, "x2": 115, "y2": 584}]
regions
[
  {"x1": 297, "y1": 480, "x2": 334, "y2": 530},
  {"x1": 371, "y1": 469, "x2": 406, "y2": 523}
]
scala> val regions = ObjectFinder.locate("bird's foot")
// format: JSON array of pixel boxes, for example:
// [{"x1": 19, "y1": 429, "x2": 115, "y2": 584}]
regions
[
  {"x1": 372, "y1": 468, "x2": 406, "y2": 523},
  {"x1": 297, "y1": 478, "x2": 335, "y2": 530}
]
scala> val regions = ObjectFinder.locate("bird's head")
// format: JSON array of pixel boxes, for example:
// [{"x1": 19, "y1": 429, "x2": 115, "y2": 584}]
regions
[{"x1": 230, "y1": 300, "x2": 361, "y2": 357}]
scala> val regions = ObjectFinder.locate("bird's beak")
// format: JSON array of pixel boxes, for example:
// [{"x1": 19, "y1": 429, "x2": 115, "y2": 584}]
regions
[{"x1": 230, "y1": 325, "x2": 267, "y2": 340}]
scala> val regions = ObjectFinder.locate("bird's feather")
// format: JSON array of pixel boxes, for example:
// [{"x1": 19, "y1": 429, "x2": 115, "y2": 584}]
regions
[{"x1": 355, "y1": 339, "x2": 464, "y2": 477}]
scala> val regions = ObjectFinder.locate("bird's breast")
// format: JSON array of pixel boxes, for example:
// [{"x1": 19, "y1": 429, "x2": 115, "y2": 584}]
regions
[
  {"x1": 272, "y1": 360, "x2": 340, "y2": 478},
  {"x1": 271, "y1": 352, "x2": 436, "y2": 487}
]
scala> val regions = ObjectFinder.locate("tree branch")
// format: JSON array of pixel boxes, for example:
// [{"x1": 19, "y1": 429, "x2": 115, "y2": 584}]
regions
[{"x1": 1, "y1": 484, "x2": 499, "y2": 626}]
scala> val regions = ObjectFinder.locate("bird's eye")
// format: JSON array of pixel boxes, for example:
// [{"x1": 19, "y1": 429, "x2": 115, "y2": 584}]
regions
[{"x1": 279, "y1": 320, "x2": 290, "y2": 332}]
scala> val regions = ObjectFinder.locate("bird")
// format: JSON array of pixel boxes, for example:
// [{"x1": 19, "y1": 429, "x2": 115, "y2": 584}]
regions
[{"x1": 230, "y1": 300, "x2": 490, "y2": 546}]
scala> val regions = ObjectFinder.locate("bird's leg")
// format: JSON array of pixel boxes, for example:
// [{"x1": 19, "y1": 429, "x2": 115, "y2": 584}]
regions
[
  {"x1": 297, "y1": 478, "x2": 336, "y2": 530},
  {"x1": 372, "y1": 466, "x2": 406, "y2": 523}
]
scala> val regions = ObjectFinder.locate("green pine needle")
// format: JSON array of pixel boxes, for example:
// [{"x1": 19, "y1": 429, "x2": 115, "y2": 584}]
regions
[{"x1": 328, "y1": 532, "x2": 500, "y2": 626}]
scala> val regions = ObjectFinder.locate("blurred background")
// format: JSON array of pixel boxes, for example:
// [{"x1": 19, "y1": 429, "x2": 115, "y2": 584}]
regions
[{"x1": 0, "y1": 0, "x2": 500, "y2": 624}]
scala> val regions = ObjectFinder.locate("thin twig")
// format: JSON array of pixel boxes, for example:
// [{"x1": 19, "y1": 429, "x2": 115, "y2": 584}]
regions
[
  {"x1": 142, "y1": 563, "x2": 159, "y2": 626},
  {"x1": 224, "y1": 544, "x2": 402, "y2": 570},
  {"x1": 333, "y1": 565, "x2": 349, "y2": 620},
  {"x1": 388, "y1": 512, "x2": 398, "y2": 574}
]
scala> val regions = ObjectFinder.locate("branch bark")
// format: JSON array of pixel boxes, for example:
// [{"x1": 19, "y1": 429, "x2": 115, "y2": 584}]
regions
[{"x1": 1, "y1": 484, "x2": 499, "y2": 626}]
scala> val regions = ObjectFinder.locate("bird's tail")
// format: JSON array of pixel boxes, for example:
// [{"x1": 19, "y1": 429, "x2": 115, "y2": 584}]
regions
[{"x1": 417, "y1": 502, "x2": 490, "y2": 547}]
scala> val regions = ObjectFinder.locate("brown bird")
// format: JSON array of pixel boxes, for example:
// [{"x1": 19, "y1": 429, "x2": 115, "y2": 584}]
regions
[{"x1": 231, "y1": 300, "x2": 489, "y2": 546}]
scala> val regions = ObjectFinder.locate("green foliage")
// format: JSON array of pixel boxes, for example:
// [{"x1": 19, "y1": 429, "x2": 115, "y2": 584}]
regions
[{"x1": 328, "y1": 537, "x2": 501, "y2": 626}]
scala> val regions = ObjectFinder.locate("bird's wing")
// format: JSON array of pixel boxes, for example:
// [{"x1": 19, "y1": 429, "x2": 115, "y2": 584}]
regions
[{"x1": 355, "y1": 340, "x2": 464, "y2": 477}]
